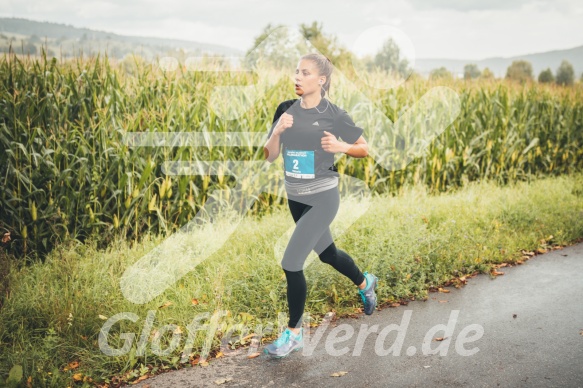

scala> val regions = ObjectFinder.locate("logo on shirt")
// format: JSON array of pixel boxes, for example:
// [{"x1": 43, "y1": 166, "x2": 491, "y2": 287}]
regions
[{"x1": 312, "y1": 121, "x2": 319, "y2": 126}]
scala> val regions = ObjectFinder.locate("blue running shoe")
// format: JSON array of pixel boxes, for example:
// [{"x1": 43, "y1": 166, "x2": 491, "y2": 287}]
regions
[
  {"x1": 358, "y1": 271, "x2": 378, "y2": 315},
  {"x1": 263, "y1": 327, "x2": 303, "y2": 358}
]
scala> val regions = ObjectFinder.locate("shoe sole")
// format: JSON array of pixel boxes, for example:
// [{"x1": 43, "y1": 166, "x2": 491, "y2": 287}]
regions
[{"x1": 265, "y1": 345, "x2": 303, "y2": 358}]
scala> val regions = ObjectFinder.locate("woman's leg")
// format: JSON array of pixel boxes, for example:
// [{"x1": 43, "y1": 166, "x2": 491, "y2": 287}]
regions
[
  {"x1": 282, "y1": 268, "x2": 306, "y2": 330},
  {"x1": 281, "y1": 189, "x2": 339, "y2": 329},
  {"x1": 281, "y1": 197, "x2": 312, "y2": 330},
  {"x1": 317, "y1": 241, "x2": 366, "y2": 287},
  {"x1": 282, "y1": 189, "x2": 339, "y2": 272}
]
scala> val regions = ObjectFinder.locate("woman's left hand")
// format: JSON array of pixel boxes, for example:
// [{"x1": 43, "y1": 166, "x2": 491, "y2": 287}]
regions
[{"x1": 321, "y1": 131, "x2": 348, "y2": 153}]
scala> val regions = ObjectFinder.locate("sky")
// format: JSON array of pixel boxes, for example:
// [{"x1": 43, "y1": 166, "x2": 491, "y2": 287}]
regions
[{"x1": 1, "y1": 0, "x2": 582, "y2": 61}]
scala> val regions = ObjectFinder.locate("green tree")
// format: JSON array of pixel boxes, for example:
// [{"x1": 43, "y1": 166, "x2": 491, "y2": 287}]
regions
[
  {"x1": 299, "y1": 21, "x2": 354, "y2": 69},
  {"x1": 243, "y1": 22, "x2": 353, "y2": 71},
  {"x1": 463, "y1": 63, "x2": 481, "y2": 80},
  {"x1": 555, "y1": 60, "x2": 574, "y2": 86},
  {"x1": 429, "y1": 67, "x2": 453, "y2": 81},
  {"x1": 29, "y1": 34, "x2": 41, "y2": 43},
  {"x1": 538, "y1": 68, "x2": 554, "y2": 83},
  {"x1": 480, "y1": 67, "x2": 495, "y2": 80},
  {"x1": 371, "y1": 37, "x2": 410, "y2": 77},
  {"x1": 22, "y1": 41, "x2": 37, "y2": 55},
  {"x1": 243, "y1": 23, "x2": 300, "y2": 70},
  {"x1": 505, "y1": 60, "x2": 533, "y2": 84}
]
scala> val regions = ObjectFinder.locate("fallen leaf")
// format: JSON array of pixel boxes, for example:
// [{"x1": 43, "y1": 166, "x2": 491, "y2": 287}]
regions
[
  {"x1": 191, "y1": 299, "x2": 199, "y2": 306},
  {"x1": 68, "y1": 361, "x2": 79, "y2": 370},
  {"x1": 2, "y1": 232, "x2": 10, "y2": 243},
  {"x1": 214, "y1": 377, "x2": 233, "y2": 385},
  {"x1": 389, "y1": 303, "x2": 400, "y2": 307},
  {"x1": 438, "y1": 288, "x2": 450, "y2": 293},
  {"x1": 63, "y1": 361, "x2": 79, "y2": 371},
  {"x1": 215, "y1": 351, "x2": 224, "y2": 359},
  {"x1": 200, "y1": 361, "x2": 209, "y2": 367},
  {"x1": 536, "y1": 248, "x2": 547, "y2": 254},
  {"x1": 72, "y1": 373, "x2": 83, "y2": 381},
  {"x1": 159, "y1": 301, "x2": 173, "y2": 309},
  {"x1": 150, "y1": 330, "x2": 160, "y2": 341},
  {"x1": 98, "y1": 315, "x2": 108, "y2": 320},
  {"x1": 247, "y1": 352, "x2": 261, "y2": 359},
  {"x1": 491, "y1": 270, "x2": 505, "y2": 276},
  {"x1": 330, "y1": 371, "x2": 348, "y2": 377},
  {"x1": 173, "y1": 326, "x2": 183, "y2": 334},
  {"x1": 438, "y1": 300, "x2": 448, "y2": 303},
  {"x1": 433, "y1": 337, "x2": 447, "y2": 342},
  {"x1": 133, "y1": 375, "x2": 149, "y2": 383},
  {"x1": 241, "y1": 333, "x2": 256, "y2": 342}
]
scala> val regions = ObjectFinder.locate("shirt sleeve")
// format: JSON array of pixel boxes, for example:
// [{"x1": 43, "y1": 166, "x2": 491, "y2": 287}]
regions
[{"x1": 333, "y1": 108, "x2": 364, "y2": 144}]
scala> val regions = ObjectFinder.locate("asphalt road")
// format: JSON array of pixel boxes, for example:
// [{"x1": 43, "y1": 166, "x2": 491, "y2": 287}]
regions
[{"x1": 135, "y1": 242, "x2": 583, "y2": 388}]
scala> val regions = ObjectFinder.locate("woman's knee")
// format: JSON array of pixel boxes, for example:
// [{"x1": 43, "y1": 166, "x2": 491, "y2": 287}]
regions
[
  {"x1": 281, "y1": 255, "x2": 306, "y2": 272},
  {"x1": 318, "y1": 243, "x2": 338, "y2": 265}
]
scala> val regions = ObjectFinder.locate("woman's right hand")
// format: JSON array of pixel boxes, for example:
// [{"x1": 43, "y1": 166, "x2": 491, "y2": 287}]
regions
[{"x1": 274, "y1": 112, "x2": 293, "y2": 136}]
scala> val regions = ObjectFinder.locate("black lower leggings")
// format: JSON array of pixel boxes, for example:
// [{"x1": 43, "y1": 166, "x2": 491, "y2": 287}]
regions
[{"x1": 283, "y1": 186, "x2": 365, "y2": 328}]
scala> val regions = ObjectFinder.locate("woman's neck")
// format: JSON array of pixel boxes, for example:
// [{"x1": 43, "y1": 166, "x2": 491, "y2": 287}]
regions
[{"x1": 299, "y1": 93, "x2": 322, "y2": 109}]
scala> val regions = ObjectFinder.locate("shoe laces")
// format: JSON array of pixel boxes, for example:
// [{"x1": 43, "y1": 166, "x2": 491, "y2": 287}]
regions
[
  {"x1": 274, "y1": 329, "x2": 292, "y2": 347},
  {"x1": 358, "y1": 273, "x2": 373, "y2": 304}
]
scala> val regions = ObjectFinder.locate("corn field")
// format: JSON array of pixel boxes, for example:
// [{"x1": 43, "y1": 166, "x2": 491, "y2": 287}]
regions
[{"x1": 1, "y1": 50, "x2": 582, "y2": 260}]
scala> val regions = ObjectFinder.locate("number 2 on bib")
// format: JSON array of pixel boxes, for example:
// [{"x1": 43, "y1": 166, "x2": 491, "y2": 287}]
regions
[{"x1": 284, "y1": 148, "x2": 315, "y2": 179}]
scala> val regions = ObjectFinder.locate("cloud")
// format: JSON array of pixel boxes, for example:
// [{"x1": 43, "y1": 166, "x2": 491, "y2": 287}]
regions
[
  {"x1": 0, "y1": 0, "x2": 581, "y2": 60},
  {"x1": 408, "y1": 0, "x2": 578, "y2": 13},
  {"x1": 408, "y1": 0, "x2": 531, "y2": 11}
]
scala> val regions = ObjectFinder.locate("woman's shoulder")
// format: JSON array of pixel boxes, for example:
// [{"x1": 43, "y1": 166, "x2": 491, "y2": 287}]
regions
[
  {"x1": 326, "y1": 100, "x2": 349, "y2": 118},
  {"x1": 277, "y1": 99, "x2": 299, "y2": 111}
]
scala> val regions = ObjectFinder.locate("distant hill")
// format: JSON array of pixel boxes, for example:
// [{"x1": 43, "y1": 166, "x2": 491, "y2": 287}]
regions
[
  {"x1": 1, "y1": 17, "x2": 581, "y2": 80},
  {"x1": 415, "y1": 45, "x2": 583, "y2": 79},
  {"x1": 0, "y1": 17, "x2": 244, "y2": 60}
]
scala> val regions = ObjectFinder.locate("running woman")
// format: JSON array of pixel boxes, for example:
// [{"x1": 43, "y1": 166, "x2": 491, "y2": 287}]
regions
[{"x1": 262, "y1": 53, "x2": 379, "y2": 358}]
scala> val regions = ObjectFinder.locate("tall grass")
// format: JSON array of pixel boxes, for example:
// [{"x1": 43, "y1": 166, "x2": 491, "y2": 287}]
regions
[{"x1": 0, "y1": 50, "x2": 582, "y2": 260}]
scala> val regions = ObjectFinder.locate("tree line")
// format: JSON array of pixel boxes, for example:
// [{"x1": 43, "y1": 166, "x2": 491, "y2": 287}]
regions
[{"x1": 431, "y1": 60, "x2": 581, "y2": 86}]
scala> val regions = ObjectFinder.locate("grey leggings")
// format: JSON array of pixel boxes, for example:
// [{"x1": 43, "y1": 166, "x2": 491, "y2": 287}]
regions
[{"x1": 282, "y1": 186, "x2": 365, "y2": 328}]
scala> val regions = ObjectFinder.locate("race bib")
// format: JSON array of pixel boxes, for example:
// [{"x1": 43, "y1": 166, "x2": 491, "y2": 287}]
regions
[{"x1": 284, "y1": 149, "x2": 315, "y2": 179}]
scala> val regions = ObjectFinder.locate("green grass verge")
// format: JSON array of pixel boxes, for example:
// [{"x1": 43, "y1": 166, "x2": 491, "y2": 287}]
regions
[{"x1": 1, "y1": 172, "x2": 582, "y2": 387}]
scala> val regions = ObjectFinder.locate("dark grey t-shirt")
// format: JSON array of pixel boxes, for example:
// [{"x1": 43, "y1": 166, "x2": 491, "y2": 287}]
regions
[{"x1": 267, "y1": 98, "x2": 364, "y2": 184}]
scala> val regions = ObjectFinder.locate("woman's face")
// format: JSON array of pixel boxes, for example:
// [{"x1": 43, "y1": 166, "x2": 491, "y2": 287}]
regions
[{"x1": 294, "y1": 59, "x2": 324, "y2": 97}]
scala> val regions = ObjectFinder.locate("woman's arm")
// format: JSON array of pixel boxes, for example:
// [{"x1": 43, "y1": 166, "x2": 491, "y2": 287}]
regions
[
  {"x1": 343, "y1": 135, "x2": 368, "y2": 158},
  {"x1": 264, "y1": 132, "x2": 282, "y2": 163},
  {"x1": 264, "y1": 106, "x2": 294, "y2": 163},
  {"x1": 321, "y1": 132, "x2": 368, "y2": 158}
]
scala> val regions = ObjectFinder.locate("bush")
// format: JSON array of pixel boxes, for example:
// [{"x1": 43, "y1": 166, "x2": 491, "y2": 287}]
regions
[
  {"x1": 556, "y1": 60, "x2": 574, "y2": 86},
  {"x1": 538, "y1": 68, "x2": 554, "y2": 83},
  {"x1": 505, "y1": 60, "x2": 533, "y2": 84}
]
